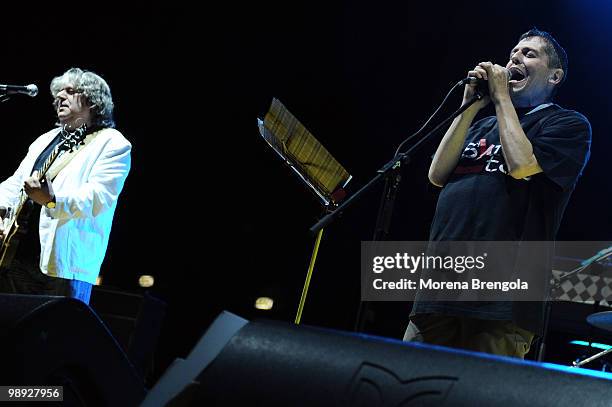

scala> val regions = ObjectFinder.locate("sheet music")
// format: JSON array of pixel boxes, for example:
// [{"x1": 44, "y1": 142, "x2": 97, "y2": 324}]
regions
[{"x1": 258, "y1": 98, "x2": 351, "y2": 206}]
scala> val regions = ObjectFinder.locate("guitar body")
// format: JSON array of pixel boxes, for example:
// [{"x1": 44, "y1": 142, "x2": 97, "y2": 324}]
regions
[{"x1": 0, "y1": 200, "x2": 35, "y2": 269}]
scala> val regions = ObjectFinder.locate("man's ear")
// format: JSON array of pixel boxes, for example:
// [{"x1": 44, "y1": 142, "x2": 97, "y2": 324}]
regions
[{"x1": 549, "y1": 68, "x2": 564, "y2": 85}]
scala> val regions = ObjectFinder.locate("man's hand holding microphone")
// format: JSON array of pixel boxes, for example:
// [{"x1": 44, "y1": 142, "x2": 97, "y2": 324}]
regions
[{"x1": 462, "y1": 62, "x2": 511, "y2": 113}]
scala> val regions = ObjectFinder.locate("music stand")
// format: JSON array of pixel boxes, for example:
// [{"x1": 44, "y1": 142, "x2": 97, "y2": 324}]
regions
[{"x1": 257, "y1": 98, "x2": 352, "y2": 324}]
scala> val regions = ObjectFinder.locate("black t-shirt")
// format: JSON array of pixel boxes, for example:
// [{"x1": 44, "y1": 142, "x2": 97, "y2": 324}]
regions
[
  {"x1": 431, "y1": 104, "x2": 591, "y2": 241},
  {"x1": 413, "y1": 104, "x2": 592, "y2": 332}
]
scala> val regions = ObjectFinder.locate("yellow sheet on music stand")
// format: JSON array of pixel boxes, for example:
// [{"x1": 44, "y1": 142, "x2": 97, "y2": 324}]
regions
[{"x1": 258, "y1": 98, "x2": 351, "y2": 206}]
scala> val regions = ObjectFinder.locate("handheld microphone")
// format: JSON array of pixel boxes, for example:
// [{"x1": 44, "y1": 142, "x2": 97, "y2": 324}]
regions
[
  {"x1": 461, "y1": 69, "x2": 512, "y2": 87},
  {"x1": 0, "y1": 84, "x2": 38, "y2": 97}
]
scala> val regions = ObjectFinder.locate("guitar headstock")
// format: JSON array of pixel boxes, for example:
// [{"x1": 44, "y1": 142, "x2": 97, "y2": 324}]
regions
[{"x1": 59, "y1": 123, "x2": 87, "y2": 153}]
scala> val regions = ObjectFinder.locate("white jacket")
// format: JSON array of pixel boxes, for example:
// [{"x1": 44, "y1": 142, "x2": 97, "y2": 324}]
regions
[{"x1": 0, "y1": 127, "x2": 131, "y2": 284}]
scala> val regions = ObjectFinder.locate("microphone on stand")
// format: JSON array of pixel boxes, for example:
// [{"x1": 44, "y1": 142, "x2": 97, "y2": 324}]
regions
[{"x1": 0, "y1": 84, "x2": 38, "y2": 97}]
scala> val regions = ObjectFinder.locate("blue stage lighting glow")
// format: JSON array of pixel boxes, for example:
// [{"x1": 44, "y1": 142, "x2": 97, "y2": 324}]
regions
[{"x1": 570, "y1": 340, "x2": 612, "y2": 350}]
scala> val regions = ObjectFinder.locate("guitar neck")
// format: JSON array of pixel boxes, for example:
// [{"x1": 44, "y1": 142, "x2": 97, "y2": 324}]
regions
[
  {"x1": 37, "y1": 145, "x2": 61, "y2": 180},
  {"x1": 16, "y1": 138, "x2": 63, "y2": 212}
]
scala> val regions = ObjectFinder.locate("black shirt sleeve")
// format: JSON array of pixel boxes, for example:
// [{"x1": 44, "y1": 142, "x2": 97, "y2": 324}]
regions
[{"x1": 530, "y1": 110, "x2": 591, "y2": 191}]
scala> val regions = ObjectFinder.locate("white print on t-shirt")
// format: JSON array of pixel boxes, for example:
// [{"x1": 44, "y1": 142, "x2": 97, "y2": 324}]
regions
[
  {"x1": 459, "y1": 138, "x2": 531, "y2": 180},
  {"x1": 461, "y1": 139, "x2": 507, "y2": 174}
]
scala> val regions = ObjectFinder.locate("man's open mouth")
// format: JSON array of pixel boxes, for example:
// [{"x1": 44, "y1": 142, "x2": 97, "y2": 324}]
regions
[{"x1": 509, "y1": 67, "x2": 528, "y2": 84}]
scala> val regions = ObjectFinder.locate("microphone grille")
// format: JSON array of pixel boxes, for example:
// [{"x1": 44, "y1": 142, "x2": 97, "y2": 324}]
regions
[{"x1": 26, "y1": 84, "x2": 38, "y2": 97}]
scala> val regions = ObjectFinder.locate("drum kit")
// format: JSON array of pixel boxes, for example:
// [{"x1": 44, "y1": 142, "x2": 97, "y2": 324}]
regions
[
  {"x1": 561, "y1": 246, "x2": 612, "y2": 369},
  {"x1": 571, "y1": 311, "x2": 612, "y2": 369}
]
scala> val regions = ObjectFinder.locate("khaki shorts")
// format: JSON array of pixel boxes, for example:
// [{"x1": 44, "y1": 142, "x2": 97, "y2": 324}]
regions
[{"x1": 404, "y1": 314, "x2": 534, "y2": 359}]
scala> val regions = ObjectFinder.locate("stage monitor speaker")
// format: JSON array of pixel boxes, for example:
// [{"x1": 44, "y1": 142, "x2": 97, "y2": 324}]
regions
[
  {"x1": 90, "y1": 286, "x2": 167, "y2": 382},
  {"x1": 0, "y1": 294, "x2": 146, "y2": 406},
  {"x1": 147, "y1": 311, "x2": 612, "y2": 407}
]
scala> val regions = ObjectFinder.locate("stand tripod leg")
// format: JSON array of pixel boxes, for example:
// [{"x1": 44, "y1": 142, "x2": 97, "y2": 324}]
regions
[
  {"x1": 295, "y1": 228, "x2": 324, "y2": 325},
  {"x1": 571, "y1": 347, "x2": 612, "y2": 368}
]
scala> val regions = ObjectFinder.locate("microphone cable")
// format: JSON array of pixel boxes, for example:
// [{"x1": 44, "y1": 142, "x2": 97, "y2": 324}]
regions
[{"x1": 393, "y1": 78, "x2": 467, "y2": 159}]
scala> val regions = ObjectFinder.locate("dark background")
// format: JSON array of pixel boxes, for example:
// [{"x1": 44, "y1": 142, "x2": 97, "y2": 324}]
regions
[{"x1": 2, "y1": 0, "x2": 611, "y2": 380}]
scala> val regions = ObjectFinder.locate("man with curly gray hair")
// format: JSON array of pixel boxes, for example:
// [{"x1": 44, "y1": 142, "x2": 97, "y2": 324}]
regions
[{"x1": 0, "y1": 67, "x2": 131, "y2": 304}]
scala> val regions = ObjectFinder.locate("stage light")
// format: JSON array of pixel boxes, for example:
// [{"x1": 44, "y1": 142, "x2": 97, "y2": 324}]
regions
[
  {"x1": 255, "y1": 297, "x2": 274, "y2": 310},
  {"x1": 139, "y1": 275, "x2": 155, "y2": 288},
  {"x1": 570, "y1": 340, "x2": 612, "y2": 350}
]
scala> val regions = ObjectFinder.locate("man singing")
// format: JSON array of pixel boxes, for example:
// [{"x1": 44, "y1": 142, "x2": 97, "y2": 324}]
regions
[{"x1": 403, "y1": 29, "x2": 591, "y2": 358}]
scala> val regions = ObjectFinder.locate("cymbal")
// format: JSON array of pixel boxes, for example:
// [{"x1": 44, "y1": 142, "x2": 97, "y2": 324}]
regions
[{"x1": 587, "y1": 311, "x2": 612, "y2": 331}]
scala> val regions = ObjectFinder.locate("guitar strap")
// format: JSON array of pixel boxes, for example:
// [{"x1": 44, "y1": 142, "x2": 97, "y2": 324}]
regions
[{"x1": 46, "y1": 129, "x2": 102, "y2": 181}]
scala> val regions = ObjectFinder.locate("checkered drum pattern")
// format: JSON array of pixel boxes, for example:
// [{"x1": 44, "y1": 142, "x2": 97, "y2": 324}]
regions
[{"x1": 552, "y1": 269, "x2": 612, "y2": 306}]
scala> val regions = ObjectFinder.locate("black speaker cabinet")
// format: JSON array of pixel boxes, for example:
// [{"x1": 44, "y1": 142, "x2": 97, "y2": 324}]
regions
[
  {"x1": 0, "y1": 294, "x2": 146, "y2": 406},
  {"x1": 148, "y1": 311, "x2": 612, "y2": 406}
]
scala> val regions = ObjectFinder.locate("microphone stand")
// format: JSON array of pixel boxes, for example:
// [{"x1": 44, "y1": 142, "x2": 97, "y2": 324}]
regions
[{"x1": 308, "y1": 91, "x2": 485, "y2": 332}]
